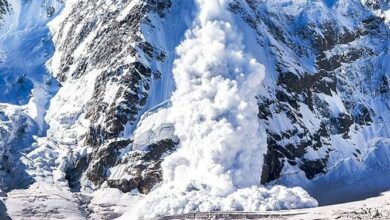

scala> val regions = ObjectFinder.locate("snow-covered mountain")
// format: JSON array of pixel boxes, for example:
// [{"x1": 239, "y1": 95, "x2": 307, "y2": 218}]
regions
[{"x1": 0, "y1": 0, "x2": 389, "y2": 219}]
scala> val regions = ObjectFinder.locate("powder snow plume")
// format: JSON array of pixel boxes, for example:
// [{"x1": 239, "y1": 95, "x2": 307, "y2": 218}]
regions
[
  {"x1": 123, "y1": 0, "x2": 318, "y2": 218},
  {"x1": 165, "y1": 1, "x2": 267, "y2": 195}
]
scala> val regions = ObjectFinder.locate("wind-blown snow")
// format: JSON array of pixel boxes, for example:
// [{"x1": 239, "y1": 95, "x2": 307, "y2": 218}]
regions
[{"x1": 124, "y1": 0, "x2": 317, "y2": 218}]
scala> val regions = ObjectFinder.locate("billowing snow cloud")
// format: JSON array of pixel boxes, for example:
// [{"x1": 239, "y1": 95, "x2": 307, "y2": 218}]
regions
[
  {"x1": 125, "y1": 0, "x2": 318, "y2": 218},
  {"x1": 163, "y1": 3, "x2": 266, "y2": 195}
]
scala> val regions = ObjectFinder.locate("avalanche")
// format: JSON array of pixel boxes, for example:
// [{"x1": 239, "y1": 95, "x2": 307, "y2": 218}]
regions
[{"x1": 125, "y1": 0, "x2": 317, "y2": 218}]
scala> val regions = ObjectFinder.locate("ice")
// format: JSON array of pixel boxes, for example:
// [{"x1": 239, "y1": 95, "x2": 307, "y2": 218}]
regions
[{"x1": 133, "y1": 105, "x2": 175, "y2": 151}]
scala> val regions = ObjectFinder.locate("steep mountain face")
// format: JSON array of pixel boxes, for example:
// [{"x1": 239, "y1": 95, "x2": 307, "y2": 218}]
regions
[
  {"x1": 46, "y1": 0, "x2": 190, "y2": 194},
  {"x1": 249, "y1": 0, "x2": 390, "y2": 200},
  {"x1": 216, "y1": 0, "x2": 390, "y2": 205},
  {"x1": 0, "y1": 0, "x2": 389, "y2": 219},
  {"x1": 241, "y1": 0, "x2": 390, "y2": 183}
]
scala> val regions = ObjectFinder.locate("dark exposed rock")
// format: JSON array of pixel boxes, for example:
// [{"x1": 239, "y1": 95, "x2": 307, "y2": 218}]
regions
[
  {"x1": 261, "y1": 141, "x2": 284, "y2": 184},
  {"x1": 107, "y1": 139, "x2": 178, "y2": 194},
  {"x1": 277, "y1": 71, "x2": 336, "y2": 96},
  {"x1": 362, "y1": 16, "x2": 385, "y2": 30},
  {"x1": 87, "y1": 139, "x2": 132, "y2": 186},
  {"x1": 85, "y1": 61, "x2": 152, "y2": 144},
  {"x1": 65, "y1": 156, "x2": 88, "y2": 192},
  {"x1": 0, "y1": 0, "x2": 9, "y2": 21},
  {"x1": 379, "y1": 76, "x2": 389, "y2": 94},
  {"x1": 330, "y1": 113, "x2": 354, "y2": 137},
  {"x1": 364, "y1": 0, "x2": 390, "y2": 10},
  {"x1": 299, "y1": 158, "x2": 328, "y2": 179},
  {"x1": 354, "y1": 105, "x2": 373, "y2": 126},
  {"x1": 107, "y1": 178, "x2": 141, "y2": 194},
  {"x1": 0, "y1": 200, "x2": 10, "y2": 220}
]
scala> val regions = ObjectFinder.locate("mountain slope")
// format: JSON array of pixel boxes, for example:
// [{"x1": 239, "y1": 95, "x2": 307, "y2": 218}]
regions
[
  {"x1": 0, "y1": 0, "x2": 389, "y2": 219},
  {"x1": 229, "y1": 0, "x2": 390, "y2": 196}
]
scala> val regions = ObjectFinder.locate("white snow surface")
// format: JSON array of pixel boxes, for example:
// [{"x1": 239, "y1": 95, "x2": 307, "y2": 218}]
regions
[
  {"x1": 4, "y1": 182, "x2": 85, "y2": 220},
  {"x1": 133, "y1": 104, "x2": 175, "y2": 151},
  {"x1": 0, "y1": 0, "x2": 61, "y2": 134}
]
